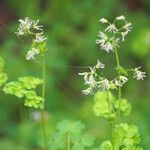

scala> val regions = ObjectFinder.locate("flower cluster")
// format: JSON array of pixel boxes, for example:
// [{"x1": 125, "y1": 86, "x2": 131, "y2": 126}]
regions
[
  {"x1": 78, "y1": 60, "x2": 128, "y2": 95},
  {"x1": 16, "y1": 17, "x2": 47, "y2": 60},
  {"x1": 96, "y1": 15, "x2": 132, "y2": 52}
]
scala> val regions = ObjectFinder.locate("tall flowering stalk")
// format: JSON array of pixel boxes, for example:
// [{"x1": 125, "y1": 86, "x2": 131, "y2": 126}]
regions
[
  {"x1": 79, "y1": 16, "x2": 146, "y2": 149},
  {"x1": 15, "y1": 17, "x2": 48, "y2": 149}
]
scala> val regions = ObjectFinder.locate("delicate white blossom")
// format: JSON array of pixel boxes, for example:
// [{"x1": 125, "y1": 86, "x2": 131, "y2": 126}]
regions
[
  {"x1": 98, "y1": 79, "x2": 110, "y2": 91},
  {"x1": 102, "y1": 41, "x2": 114, "y2": 53},
  {"x1": 105, "y1": 24, "x2": 118, "y2": 33},
  {"x1": 82, "y1": 87, "x2": 93, "y2": 95},
  {"x1": 82, "y1": 74, "x2": 95, "y2": 86},
  {"x1": 34, "y1": 33, "x2": 47, "y2": 43},
  {"x1": 95, "y1": 60, "x2": 105, "y2": 69},
  {"x1": 99, "y1": 18, "x2": 108, "y2": 23},
  {"x1": 96, "y1": 32, "x2": 116, "y2": 53},
  {"x1": 26, "y1": 48, "x2": 40, "y2": 60},
  {"x1": 123, "y1": 22, "x2": 132, "y2": 31},
  {"x1": 96, "y1": 31, "x2": 107, "y2": 47},
  {"x1": 121, "y1": 31, "x2": 129, "y2": 41},
  {"x1": 133, "y1": 67, "x2": 146, "y2": 80},
  {"x1": 114, "y1": 76, "x2": 128, "y2": 87},
  {"x1": 116, "y1": 15, "x2": 125, "y2": 20},
  {"x1": 33, "y1": 20, "x2": 43, "y2": 31}
]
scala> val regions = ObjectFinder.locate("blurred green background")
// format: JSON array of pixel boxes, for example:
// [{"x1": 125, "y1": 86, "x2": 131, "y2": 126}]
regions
[{"x1": 0, "y1": 0, "x2": 150, "y2": 149}]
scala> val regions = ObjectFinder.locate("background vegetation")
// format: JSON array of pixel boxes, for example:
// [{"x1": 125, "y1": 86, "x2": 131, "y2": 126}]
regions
[{"x1": 0, "y1": 0, "x2": 149, "y2": 149}]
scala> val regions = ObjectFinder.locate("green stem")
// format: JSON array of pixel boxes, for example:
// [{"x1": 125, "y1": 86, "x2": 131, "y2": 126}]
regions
[
  {"x1": 106, "y1": 90, "x2": 113, "y2": 139},
  {"x1": 106, "y1": 90, "x2": 111, "y2": 115},
  {"x1": 114, "y1": 48, "x2": 122, "y2": 122},
  {"x1": 41, "y1": 54, "x2": 48, "y2": 150},
  {"x1": 67, "y1": 131, "x2": 71, "y2": 150}
]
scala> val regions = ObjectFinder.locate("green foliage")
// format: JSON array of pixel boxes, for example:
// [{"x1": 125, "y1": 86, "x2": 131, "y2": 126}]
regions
[
  {"x1": 3, "y1": 76, "x2": 43, "y2": 109},
  {"x1": 116, "y1": 66, "x2": 128, "y2": 76},
  {"x1": 100, "y1": 140, "x2": 113, "y2": 150},
  {"x1": 114, "y1": 99, "x2": 132, "y2": 117},
  {"x1": 100, "y1": 123, "x2": 143, "y2": 150},
  {"x1": 24, "y1": 91, "x2": 43, "y2": 108},
  {"x1": 112, "y1": 123, "x2": 143, "y2": 150},
  {"x1": 0, "y1": 57, "x2": 8, "y2": 87},
  {"x1": 3, "y1": 81, "x2": 26, "y2": 98},
  {"x1": 49, "y1": 120, "x2": 95, "y2": 150},
  {"x1": 56, "y1": 120, "x2": 85, "y2": 134},
  {"x1": 93, "y1": 92, "x2": 132, "y2": 120},
  {"x1": 72, "y1": 133, "x2": 95, "y2": 150},
  {"x1": 32, "y1": 41, "x2": 47, "y2": 53},
  {"x1": 93, "y1": 91, "x2": 116, "y2": 120},
  {"x1": 18, "y1": 76, "x2": 43, "y2": 89}
]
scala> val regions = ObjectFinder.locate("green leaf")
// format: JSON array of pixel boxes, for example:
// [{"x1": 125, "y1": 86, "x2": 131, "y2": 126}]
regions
[
  {"x1": 100, "y1": 140, "x2": 113, "y2": 150},
  {"x1": 37, "y1": 42, "x2": 47, "y2": 53},
  {"x1": 18, "y1": 76, "x2": 43, "y2": 89},
  {"x1": 3, "y1": 81, "x2": 27, "y2": 98},
  {"x1": 116, "y1": 66, "x2": 128, "y2": 76},
  {"x1": 24, "y1": 91, "x2": 44, "y2": 108},
  {"x1": 72, "y1": 133, "x2": 95, "y2": 150},
  {"x1": 112, "y1": 123, "x2": 142, "y2": 150},
  {"x1": 0, "y1": 73, "x2": 8, "y2": 87},
  {"x1": 49, "y1": 132, "x2": 65, "y2": 150},
  {"x1": 114, "y1": 99, "x2": 132, "y2": 116},
  {"x1": 93, "y1": 91, "x2": 116, "y2": 120},
  {"x1": 56, "y1": 120, "x2": 85, "y2": 134}
]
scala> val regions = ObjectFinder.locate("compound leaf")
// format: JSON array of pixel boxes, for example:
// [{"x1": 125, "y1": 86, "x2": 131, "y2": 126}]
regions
[
  {"x1": 56, "y1": 120, "x2": 85, "y2": 134},
  {"x1": 3, "y1": 81, "x2": 27, "y2": 98},
  {"x1": 18, "y1": 76, "x2": 43, "y2": 89},
  {"x1": 93, "y1": 91, "x2": 116, "y2": 120}
]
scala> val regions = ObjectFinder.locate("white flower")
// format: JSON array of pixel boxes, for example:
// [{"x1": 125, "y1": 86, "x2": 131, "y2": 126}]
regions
[
  {"x1": 82, "y1": 87, "x2": 93, "y2": 95},
  {"x1": 133, "y1": 67, "x2": 146, "y2": 80},
  {"x1": 26, "y1": 48, "x2": 40, "y2": 60},
  {"x1": 114, "y1": 76, "x2": 128, "y2": 87},
  {"x1": 85, "y1": 75, "x2": 97, "y2": 88},
  {"x1": 105, "y1": 24, "x2": 118, "y2": 33},
  {"x1": 96, "y1": 32, "x2": 107, "y2": 46},
  {"x1": 16, "y1": 17, "x2": 32, "y2": 36},
  {"x1": 98, "y1": 79, "x2": 110, "y2": 91},
  {"x1": 95, "y1": 60, "x2": 105, "y2": 69},
  {"x1": 113, "y1": 38, "x2": 120, "y2": 47},
  {"x1": 121, "y1": 31, "x2": 129, "y2": 41},
  {"x1": 99, "y1": 18, "x2": 108, "y2": 23},
  {"x1": 123, "y1": 22, "x2": 132, "y2": 31},
  {"x1": 89, "y1": 66, "x2": 96, "y2": 75},
  {"x1": 33, "y1": 20, "x2": 43, "y2": 31},
  {"x1": 102, "y1": 41, "x2": 114, "y2": 53},
  {"x1": 116, "y1": 15, "x2": 125, "y2": 20},
  {"x1": 34, "y1": 33, "x2": 47, "y2": 43},
  {"x1": 96, "y1": 32, "x2": 116, "y2": 53}
]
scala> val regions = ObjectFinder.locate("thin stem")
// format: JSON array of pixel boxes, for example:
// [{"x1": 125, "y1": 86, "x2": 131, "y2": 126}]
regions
[
  {"x1": 67, "y1": 131, "x2": 71, "y2": 150},
  {"x1": 106, "y1": 90, "x2": 111, "y2": 115},
  {"x1": 41, "y1": 54, "x2": 48, "y2": 150},
  {"x1": 114, "y1": 48, "x2": 122, "y2": 122},
  {"x1": 106, "y1": 90, "x2": 114, "y2": 150}
]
